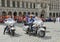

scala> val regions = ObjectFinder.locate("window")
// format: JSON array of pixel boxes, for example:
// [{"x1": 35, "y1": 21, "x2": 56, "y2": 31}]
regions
[
  {"x1": 12, "y1": 1, "x2": 15, "y2": 7},
  {"x1": 53, "y1": 13, "x2": 55, "y2": 17},
  {"x1": 7, "y1": 0, "x2": 10, "y2": 7},
  {"x1": 30, "y1": 3, "x2": 32, "y2": 8},
  {"x1": 19, "y1": 12, "x2": 22, "y2": 16},
  {"x1": 56, "y1": 13, "x2": 58, "y2": 17},
  {"x1": 2, "y1": 11, "x2": 7, "y2": 16},
  {"x1": 49, "y1": 4, "x2": 51, "y2": 10},
  {"x1": 49, "y1": 13, "x2": 52, "y2": 17},
  {"x1": 1, "y1": 0, "x2": 5, "y2": 7},
  {"x1": 52, "y1": 4, "x2": 53, "y2": 10},
  {"x1": 49, "y1": 6, "x2": 51, "y2": 10},
  {"x1": 13, "y1": 12, "x2": 17, "y2": 16},
  {"x1": 17, "y1": 1, "x2": 20, "y2": 7},
  {"x1": 28, "y1": 12, "x2": 30, "y2": 15},
  {"x1": 41, "y1": 3, "x2": 47, "y2": 8},
  {"x1": 26, "y1": 2, "x2": 28, "y2": 8},
  {"x1": 41, "y1": 3, "x2": 43, "y2": 8},
  {"x1": 23, "y1": 12, "x2": 26, "y2": 16},
  {"x1": 33, "y1": 3, "x2": 35, "y2": 8},
  {"x1": 32, "y1": 12, "x2": 34, "y2": 15},
  {"x1": 22, "y1": 2, "x2": 24, "y2": 8}
]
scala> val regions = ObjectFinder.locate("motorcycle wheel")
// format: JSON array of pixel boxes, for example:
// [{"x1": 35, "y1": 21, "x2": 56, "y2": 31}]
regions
[
  {"x1": 7, "y1": 30, "x2": 11, "y2": 34},
  {"x1": 38, "y1": 31, "x2": 45, "y2": 37},
  {"x1": 11, "y1": 30, "x2": 15, "y2": 36}
]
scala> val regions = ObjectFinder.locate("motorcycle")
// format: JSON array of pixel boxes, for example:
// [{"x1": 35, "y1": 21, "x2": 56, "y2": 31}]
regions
[
  {"x1": 5, "y1": 25, "x2": 15, "y2": 36},
  {"x1": 23, "y1": 19, "x2": 46, "y2": 37},
  {"x1": 4, "y1": 18, "x2": 16, "y2": 36}
]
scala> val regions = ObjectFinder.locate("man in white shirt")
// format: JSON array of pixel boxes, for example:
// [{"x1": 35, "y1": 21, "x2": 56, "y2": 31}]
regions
[{"x1": 56, "y1": 16, "x2": 60, "y2": 22}]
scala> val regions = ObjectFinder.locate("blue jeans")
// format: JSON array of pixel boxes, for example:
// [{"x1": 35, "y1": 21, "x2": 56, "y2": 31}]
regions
[{"x1": 28, "y1": 23, "x2": 33, "y2": 31}]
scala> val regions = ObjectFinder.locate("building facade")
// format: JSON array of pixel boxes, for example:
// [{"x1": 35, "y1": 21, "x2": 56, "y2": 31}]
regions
[
  {"x1": 0, "y1": 0, "x2": 38, "y2": 17},
  {"x1": 47, "y1": 0, "x2": 60, "y2": 17},
  {"x1": 0, "y1": 0, "x2": 60, "y2": 18}
]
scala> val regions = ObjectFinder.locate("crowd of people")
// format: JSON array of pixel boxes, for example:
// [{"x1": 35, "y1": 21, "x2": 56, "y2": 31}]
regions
[
  {"x1": 45, "y1": 16, "x2": 60, "y2": 23},
  {"x1": 0, "y1": 14, "x2": 60, "y2": 23}
]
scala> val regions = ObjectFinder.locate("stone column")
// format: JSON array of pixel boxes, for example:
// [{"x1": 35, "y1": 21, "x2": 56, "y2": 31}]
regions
[
  {"x1": 46, "y1": 4, "x2": 49, "y2": 17},
  {"x1": 12, "y1": 11, "x2": 15, "y2": 19},
  {"x1": 36, "y1": 3, "x2": 41, "y2": 17},
  {"x1": 55, "y1": 13, "x2": 56, "y2": 18},
  {"x1": 0, "y1": 0, "x2": 2, "y2": 15},
  {"x1": 20, "y1": 2, "x2": 22, "y2": 8},
  {"x1": 15, "y1": 1, "x2": 17, "y2": 7},
  {"x1": 16, "y1": 11, "x2": 18, "y2": 16},
  {"x1": 28, "y1": 2, "x2": 30, "y2": 8},
  {"x1": 32, "y1": 3, "x2": 33, "y2": 8},
  {"x1": 5, "y1": 0, "x2": 7, "y2": 7},
  {"x1": 29, "y1": 2, "x2": 30, "y2": 8},
  {"x1": 58, "y1": 13, "x2": 59, "y2": 17},
  {"x1": 24, "y1": 2, "x2": 25, "y2": 8},
  {"x1": 10, "y1": 0, "x2": 12, "y2": 7},
  {"x1": 0, "y1": 9, "x2": 2, "y2": 16},
  {"x1": 0, "y1": 0, "x2": 1, "y2": 7}
]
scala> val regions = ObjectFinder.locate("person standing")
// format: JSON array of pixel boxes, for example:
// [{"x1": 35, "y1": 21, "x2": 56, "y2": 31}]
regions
[{"x1": 56, "y1": 16, "x2": 60, "y2": 22}]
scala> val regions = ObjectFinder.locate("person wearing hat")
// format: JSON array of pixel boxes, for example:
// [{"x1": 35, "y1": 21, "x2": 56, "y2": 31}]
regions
[{"x1": 27, "y1": 14, "x2": 35, "y2": 31}]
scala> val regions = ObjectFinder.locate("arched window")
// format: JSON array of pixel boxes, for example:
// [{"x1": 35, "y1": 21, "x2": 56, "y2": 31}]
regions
[
  {"x1": 56, "y1": 13, "x2": 58, "y2": 17},
  {"x1": 2, "y1": 11, "x2": 7, "y2": 16},
  {"x1": 41, "y1": 3, "x2": 47, "y2": 8},
  {"x1": 53, "y1": 13, "x2": 55, "y2": 17},
  {"x1": 28, "y1": 12, "x2": 30, "y2": 15},
  {"x1": 49, "y1": 13, "x2": 52, "y2": 17},
  {"x1": 41, "y1": 10, "x2": 45, "y2": 17},
  {"x1": 8, "y1": 11, "x2": 12, "y2": 15},
  {"x1": 23, "y1": 12, "x2": 26, "y2": 16},
  {"x1": 31, "y1": 12, "x2": 34, "y2": 15},
  {"x1": 13, "y1": 12, "x2": 17, "y2": 16},
  {"x1": 19, "y1": 12, "x2": 22, "y2": 16}
]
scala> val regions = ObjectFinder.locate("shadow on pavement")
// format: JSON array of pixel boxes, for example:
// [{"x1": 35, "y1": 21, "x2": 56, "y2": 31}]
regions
[
  {"x1": 53, "y1": 30, "x2": 60, "y2": 32},
  {"x1": 8, "y1": 33, "x2": 22, "y2": 37},
  {"x1": 25, "y1": 33, "x2": 52, "y2": 40},
  {"x1": 41, "y1": 36, "x2": 52, "y2": 40},
  {"x1": 14, "y1": 33, "x2": 22, "y2": 37},
  {"x1": 46, "y1": 31, "x2": 50, "y2": 33},
  {"x1": 25, "y1": 33, "x2": 37, "y2": 37}
]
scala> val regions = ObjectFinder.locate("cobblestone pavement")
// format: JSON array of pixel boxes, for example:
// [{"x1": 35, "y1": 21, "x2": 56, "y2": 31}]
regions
[{"x1": 0, "y1": 22, "x2": 60, "y2": 42}]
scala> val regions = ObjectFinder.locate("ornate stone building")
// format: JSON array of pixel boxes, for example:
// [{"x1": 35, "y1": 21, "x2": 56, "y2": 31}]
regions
[
  {"x1": 0, "y1": 0, "x2": 60, "y2": 18},
  {"x1": 0, "y1": 0, "x2": 49, "y2": 18}
]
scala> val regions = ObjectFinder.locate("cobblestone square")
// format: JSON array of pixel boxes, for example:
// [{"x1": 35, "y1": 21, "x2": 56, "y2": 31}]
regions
[{"x1": 0, "y1": 22, "x2": 60, "y2": 42}]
